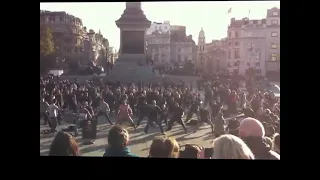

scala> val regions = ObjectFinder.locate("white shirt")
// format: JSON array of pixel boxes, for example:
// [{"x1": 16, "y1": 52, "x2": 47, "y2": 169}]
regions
[
  {"x1": 79, "y1": 113, "x2": 87, "y2": 120},
  {"x1": 48, "y1": 104, "x2": 59, "y2": 117},
  {"x1": 71, "y1": 84, "x2": 77, "y2": 90},
  {"x1": 99, "y1": 101, "x2": 110, "y2": 113}
]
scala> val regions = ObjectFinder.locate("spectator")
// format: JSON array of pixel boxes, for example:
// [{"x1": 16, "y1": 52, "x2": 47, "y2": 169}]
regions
[
  {"x1": 239, "y1": 118, "x2": 280, "y2": 160},
  {"x1": 212, "y1": 134, "x2": 254, "y2": 159},
  {"x1": 179, "y1": 144, "x2": 201, "y2": 158},
  {"x1": 149, "y1": 137, "x2": 180, "y2": 158},
  {"x1": 264, "y1": 137, "x2": 273, "y2": 148},
  {"x1": 49, "y1": 131, "x2": 80, "y2": 156},
  {"x1": 272, "y1": 133, "x2": 280, "y2": 155},
  {"x1": 103, "y1": 125, "x2": 138, "y2": 157}
]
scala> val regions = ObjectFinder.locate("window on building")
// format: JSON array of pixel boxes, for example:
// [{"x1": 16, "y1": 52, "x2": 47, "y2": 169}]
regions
[
  {"x1": 272, "y1": 20, "x2": 278, "y2": 25},
  {"x1": 256, "y1": 62, "x2": 260, "y2": 66},
  {"x1": 178, "y1": 48, "x2": 182, "y2": 53},
  {"x1": 271, "y1": 44, "x2": 277, "y2": 49},
  {"x1": 235, "y1": 42, "x2": 239, "y2": 46},
  {"x1": 271, "y1": 32, "x2": 278, "y2": 37},
  {"x1": 228, "y1": 51, "x2": 231, "y2": 59},
  {"x1": 272, "y1": 11, "x2": 279, "y2": 16},
  {"x1": 177, "y1": 54, "x2": 182, "y2": 62},
  {"x1": 247, "y1": 62, "x2": 250, "y2": 66},
  {"x1": 64, "y1": 37, "x2": 72, "y2": 43},
  {"x1": 271, "y1": 53, "x2": 278, "y2": 61},
  {"x1": 229, "y1": 42, "x2": 232, "y2": 47},
  {"x1": 184, "y1": 55, "x2": 188, "y2": 61},
  {"x1": 228, "y1": 32, "x2": 232, "y2": 38},
  {"x1": 234, "y1": 50, "x2": 240, "y2": 58},
  {"x1": 235, "y1": 31, "x2": 239, "y2": 37}
]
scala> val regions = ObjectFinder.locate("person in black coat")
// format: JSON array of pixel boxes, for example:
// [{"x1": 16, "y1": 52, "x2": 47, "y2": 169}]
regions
[
  {"x1": 167, "y1": 102, "x2": 188, "y2": 133},
  {"x1": 144, "y1": 100, "x2": 165, "y2": 135}
]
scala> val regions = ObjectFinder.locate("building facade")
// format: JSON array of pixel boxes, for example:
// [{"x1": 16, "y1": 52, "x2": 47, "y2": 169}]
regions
[
  {"x1": 40, "y1": 10, "x2": 86, "y2": 67},
  {"x1": 225, "y1": 7, "x2": 280, "y2": 77},
  {"x1": 265, "y1": 7, "x2": 280, "y2": 79},
  {"x1": 40, "y1": 10, "x2": 109, "y2": 68},
  {"x1": 146, "y1": 21, "x2": 170, "y2": 35},
  {"x1": 197, "y1": 28, "x2": 207, "y2": 69},
  {"x1": 83, "y1": 29, "x2": 109, "y2": 65},
  {"x1": 146, "y1": 31, "x2": 171, "y2": 64},
  {"x1": 170, "y1": 34, "x2": 196, "y2": 63},
  {"x1": 206, "y1": 39, "x2": 228, "y2": 73}
]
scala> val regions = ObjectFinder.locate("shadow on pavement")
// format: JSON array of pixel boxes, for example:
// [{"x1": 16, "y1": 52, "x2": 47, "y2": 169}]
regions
[
  {"x1": 80, "y1": 144, "x2": 107, "y2": 155},
  {"x1": 128, "y1": 133, "x2": 156, "y2": 145}
]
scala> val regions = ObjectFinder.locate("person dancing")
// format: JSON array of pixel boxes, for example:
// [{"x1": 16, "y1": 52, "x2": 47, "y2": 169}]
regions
[{"x1": 116, "y1": 99, "x2": 136, "y2": 130}]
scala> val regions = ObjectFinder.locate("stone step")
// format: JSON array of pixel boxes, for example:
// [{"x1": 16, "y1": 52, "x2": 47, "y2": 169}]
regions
[{"x1": 106, "y1": 57, "x2": 157, "y2": 82}]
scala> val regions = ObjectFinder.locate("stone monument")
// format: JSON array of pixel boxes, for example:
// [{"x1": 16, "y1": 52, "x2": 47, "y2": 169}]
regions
[{"x1": 108, "y1": 2, "x2": 155, "y2": 82}]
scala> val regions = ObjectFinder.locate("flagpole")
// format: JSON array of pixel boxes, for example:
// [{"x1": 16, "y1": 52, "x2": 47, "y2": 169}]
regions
[{"x1": 227, "y1": 7, "x2": 232, "y2": 26}]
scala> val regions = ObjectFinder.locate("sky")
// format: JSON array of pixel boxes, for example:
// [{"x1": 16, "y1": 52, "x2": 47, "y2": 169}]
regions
[{"x1": 40, "y1": 1, "x2": 280, "y2": 50}]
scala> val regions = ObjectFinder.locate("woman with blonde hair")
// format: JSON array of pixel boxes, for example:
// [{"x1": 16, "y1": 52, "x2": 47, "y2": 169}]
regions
[
  {"x1": 212, "y1": 134, "x2": 254, "y2": 159},
  {"x1": 149, "y1": 137, "x2": 180, "y2": 158}
]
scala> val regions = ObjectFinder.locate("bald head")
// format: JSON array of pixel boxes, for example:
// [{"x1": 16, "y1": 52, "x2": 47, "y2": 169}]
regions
[{"x1": 239, "y1": 118, "x2": 265, "y2": 137}]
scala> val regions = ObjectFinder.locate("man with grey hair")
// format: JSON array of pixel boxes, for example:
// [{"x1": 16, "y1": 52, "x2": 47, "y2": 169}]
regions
[{"x1": 239, "y1": 117, "x2": 279, "y2": 160}]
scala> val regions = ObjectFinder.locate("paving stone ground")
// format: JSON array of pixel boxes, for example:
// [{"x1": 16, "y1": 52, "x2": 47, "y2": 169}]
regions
[{"x1": 40, "y1": 115, "x2": 216, "y2": 157}]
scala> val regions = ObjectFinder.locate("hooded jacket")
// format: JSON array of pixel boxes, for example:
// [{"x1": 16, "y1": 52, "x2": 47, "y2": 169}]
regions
[{"x1": 103, "y1": 146, "x2": 139, "y2": 157}]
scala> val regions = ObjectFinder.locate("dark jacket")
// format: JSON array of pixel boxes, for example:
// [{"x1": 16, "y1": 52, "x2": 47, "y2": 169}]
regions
[
  {"x1": 243, "y1": 137, "x2": 280, "y2": 160},
  {"x1": 103, "y1": 146, "x2": 139, "y2": 157}
]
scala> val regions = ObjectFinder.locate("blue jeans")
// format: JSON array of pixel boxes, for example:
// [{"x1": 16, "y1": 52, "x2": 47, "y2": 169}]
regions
[
  {"x1": 49, "y1": 117, "x2": 57, "y2": 132},
  {"x1": 74, "y1": 118, "x2": 85, "y2": 136}
]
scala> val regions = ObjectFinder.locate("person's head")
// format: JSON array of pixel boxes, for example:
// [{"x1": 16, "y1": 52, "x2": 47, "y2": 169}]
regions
[
  {"x1": 239, "y1": 117, "x2": 265, "y2": 138},
  {"x1": 264, "y1": 137, "x2": 273, "y2": 148},
  {"x1": 52, "y1": 99, "x2": 57, "y2": 105},
  {"x1": 49, "y1": 131, "x2": 80, "y2": 156},
  {"x1": 264, "y1": 109, "x2": 271, "y2": 115},
  {"x1": 273, "y1": 133, "x2": 280, "y2": 154},
  {"x1": 152, "y1": 100, "x2": 156, "y2": 106},
  {"x1": 84, "y1": 101, "x2": 89, "y2": 107},
  {"x1": 179, "y1": 144, "x2": 201, "y2": 158},
  {"x1": 108, "y1": 125, "x2": 129, "y2": 148},
  {"x1": 243, "y1": 108, "x2": 255, "y2": 118},
  {"x1": 149, "y1": 137, "x2": 180, "y2": 158},
  {"x1": 212, "y1": 134, "x2": 254, "y2": 159}
]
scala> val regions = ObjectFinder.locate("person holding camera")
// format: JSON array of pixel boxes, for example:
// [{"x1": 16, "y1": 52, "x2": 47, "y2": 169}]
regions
[
  {"x1": 48, "y1": 99, "x2": 62, "y2": 133},
  {"x1": 213, "y1": 111, "x2": 226, "y2": 138},
  {"x1": 40, "y1": 97, "x2": 50, "y2": 125}
]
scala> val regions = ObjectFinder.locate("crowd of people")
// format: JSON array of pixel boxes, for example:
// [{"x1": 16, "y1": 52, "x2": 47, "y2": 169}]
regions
[{"x1": 41, "y1": 74, "x2": 280, "y2": 159}]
